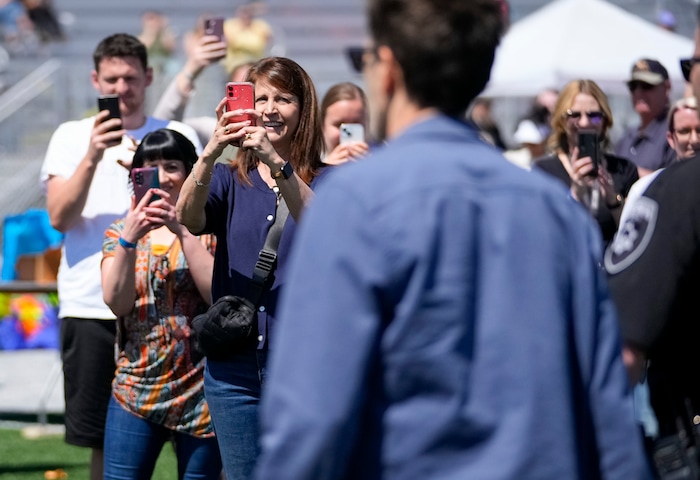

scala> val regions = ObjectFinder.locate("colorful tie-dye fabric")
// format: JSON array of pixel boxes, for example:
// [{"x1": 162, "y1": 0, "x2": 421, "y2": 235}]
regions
[{"x1": 103, "y1": 220, "x2": 216, "y2": 437}]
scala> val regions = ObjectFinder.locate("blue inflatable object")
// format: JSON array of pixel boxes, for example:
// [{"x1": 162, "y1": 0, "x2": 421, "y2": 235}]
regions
[{"x1": 1, "y1": 209, "x2": 63, "y2": 281}]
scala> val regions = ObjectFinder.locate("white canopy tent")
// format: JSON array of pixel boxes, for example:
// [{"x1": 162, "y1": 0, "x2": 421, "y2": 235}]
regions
[{"x1": 482, "y1": 0, "x2": 693, "y2": 98}]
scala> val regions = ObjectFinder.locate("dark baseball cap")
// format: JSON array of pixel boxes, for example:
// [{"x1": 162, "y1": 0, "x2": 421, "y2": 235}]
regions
[{"x1": 627, "y1": 58, "x2": 669, "y2": 86}]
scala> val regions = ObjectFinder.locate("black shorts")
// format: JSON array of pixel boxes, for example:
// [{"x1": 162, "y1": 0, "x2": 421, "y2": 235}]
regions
[{"x1": 60, "y1": 317, "x2": 116, "y2": 449}]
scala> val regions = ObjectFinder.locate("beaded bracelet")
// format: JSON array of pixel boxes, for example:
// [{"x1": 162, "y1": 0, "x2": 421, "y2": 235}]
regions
[
  {"x1": 193, "y1": 169, "x2": 211, "y2": 187},
  {"x1": 118, "y1": 236, "x2": 137, "y2": 249}
]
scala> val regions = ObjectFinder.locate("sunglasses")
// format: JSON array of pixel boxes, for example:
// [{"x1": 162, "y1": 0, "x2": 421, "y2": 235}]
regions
[
  {"x1": 564, "y1": 110, "x2": 606, "y2": 125},
  {"x1": 627, "y1": 81, "x2": 656, "y2": 92},
  {"x1": 345, "y1": 46, "x2": 377, "y2": 73},
  {"x1": 680, "y1": 57, "x2": 700, "y2": 82}
]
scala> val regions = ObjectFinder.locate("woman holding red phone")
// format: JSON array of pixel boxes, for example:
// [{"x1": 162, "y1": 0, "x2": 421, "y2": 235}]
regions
[
  {"x1": 176, "y1": 56, "x2": 326, "y2": 480},
  {"x1": 533, "y1": 79, "x2": 638, "y2": 245},
  {"x1": 101, "y1": 129, "x2": 222, "y2": 479}
]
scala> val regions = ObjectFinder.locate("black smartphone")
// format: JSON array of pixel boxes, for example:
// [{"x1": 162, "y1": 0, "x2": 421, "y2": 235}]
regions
[
  {"x1": 578, "y1": 130, "x2": 599, "y2": 177},
  {"x1": 204, "y1": 17, "x2": 225, "y2": 43},
  {"x1": 131, "y1": 167, "x2": 160, "y2": 204},
  {"x1": 97, "y1": 95, "x2": 121, "y2": 133}
]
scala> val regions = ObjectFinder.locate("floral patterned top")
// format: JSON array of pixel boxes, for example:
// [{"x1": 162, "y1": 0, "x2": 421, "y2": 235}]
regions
[{"x1": 103, "y1": 219, "x2": 216, "y2": 437}]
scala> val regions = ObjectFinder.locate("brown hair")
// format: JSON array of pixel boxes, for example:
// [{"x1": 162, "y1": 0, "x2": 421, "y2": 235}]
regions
[
  {"x1": 320, "y1": 82, "x2": 368, "y2": 124},
  {"x1": 93, "y1": 33, "x2": 148, "y2": 72},
  {"x1": 232, "y1": 57, "x2": 324, "y2": 185},
  {"x1": 548, "y1": 79, "x2": 614, "y2": 154}
]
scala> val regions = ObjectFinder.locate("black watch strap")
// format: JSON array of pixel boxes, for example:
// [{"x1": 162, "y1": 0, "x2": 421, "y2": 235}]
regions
[{"x1": 272, "y1": 161, "x2": 294, "y2": 180}]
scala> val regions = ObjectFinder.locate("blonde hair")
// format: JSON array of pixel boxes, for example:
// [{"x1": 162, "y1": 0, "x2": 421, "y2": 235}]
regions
[
  {"x1": 668, "y1": 96, "x2": 699, "y2": 132},
  {"x1": 547, "y1": 79, "x2": 614, "y2": 154}
]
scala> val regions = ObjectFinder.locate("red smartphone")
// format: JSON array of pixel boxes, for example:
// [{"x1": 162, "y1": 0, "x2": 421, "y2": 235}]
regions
[
  {"x1": 131, "y1": 167, "x2": 160, "y2": 204},
  {"x1": 225, "y1": 82, "x2": 255, "y2": 125},
  {"x1": 204, "y1": 16, "x2": 224, "y2": 43}
]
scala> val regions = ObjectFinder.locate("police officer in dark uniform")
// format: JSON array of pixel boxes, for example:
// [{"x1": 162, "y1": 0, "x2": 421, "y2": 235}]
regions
[
  {"x1": 605, "y1": 156, "x2": 700, "y2": 478},
  {"x1": 606, "y1": 5, "x2": 700, "y2": 479}
]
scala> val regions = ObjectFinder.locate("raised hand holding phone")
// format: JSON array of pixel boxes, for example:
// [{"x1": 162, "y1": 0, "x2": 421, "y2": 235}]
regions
[
  {"x1": 97, "y1": 95, "x2": 124, "y2": 148},
  {"x1": 577, "y1": 130, "x2": 599, "y2": 178},
  {"x1": 203, "y1": 17, "x2": 225, "y2": 43},
  {"x1": 322, "y1": 123, "x2": 368, "y2": 165},
  {"x1": 131, "y1": 166, "x2": 161, "y2": 204},
  {"x1": 225, "y1": 82, "x2": 255, "y2": 125}
]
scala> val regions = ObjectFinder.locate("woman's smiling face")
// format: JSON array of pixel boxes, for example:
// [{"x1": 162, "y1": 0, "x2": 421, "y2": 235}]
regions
[
  {"x1": 254, "y1": 79, "x2": 301, "y2": 151},
  {"x1": 142, "y1": 159, "x2": 186, "y2": 204}
]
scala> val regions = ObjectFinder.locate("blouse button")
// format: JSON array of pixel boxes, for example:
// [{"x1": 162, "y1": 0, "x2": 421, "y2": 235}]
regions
[{"x1": 266, "y1": 214, "x2": 274, "y2": 221}]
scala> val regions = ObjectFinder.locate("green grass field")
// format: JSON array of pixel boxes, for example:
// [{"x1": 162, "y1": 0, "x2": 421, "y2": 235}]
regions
[{"x1": 0, "y1": 427, "x2": 177, "y2": 479}]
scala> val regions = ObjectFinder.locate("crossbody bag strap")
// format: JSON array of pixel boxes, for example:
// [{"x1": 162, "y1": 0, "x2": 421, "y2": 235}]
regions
[{"x1": 247, "y1": 196, "x2": 290, "y2": 305}]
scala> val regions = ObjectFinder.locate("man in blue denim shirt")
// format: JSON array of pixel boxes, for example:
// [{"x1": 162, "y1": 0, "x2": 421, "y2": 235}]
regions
[{"x1": 255, "y1": 1, "x2": 650, "y2": 479}]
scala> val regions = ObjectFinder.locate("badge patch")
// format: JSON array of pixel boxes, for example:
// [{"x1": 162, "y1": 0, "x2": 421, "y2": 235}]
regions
[{"x1": 604, "y1": 196, "x2": 658, "y2": 274}]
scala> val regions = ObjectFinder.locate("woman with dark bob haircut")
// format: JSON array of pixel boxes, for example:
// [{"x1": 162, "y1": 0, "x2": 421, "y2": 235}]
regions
[
  {"x1": 101, "y1": 128, "x2": 221, "y2": 479},
  {"x1": 131, "y1": 127, "x2": 198, "y2": 172},
  {"x1": 176, "y1": 56, "x2": 327, "y2": 478}
]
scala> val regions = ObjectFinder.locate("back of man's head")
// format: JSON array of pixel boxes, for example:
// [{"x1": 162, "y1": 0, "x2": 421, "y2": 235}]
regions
[
  {"x1": 93, "y1": 33, "x2": 148, "y2": 72},
  {"x1": 368, "y1": 0, "x2": 503, "y2": 117}
]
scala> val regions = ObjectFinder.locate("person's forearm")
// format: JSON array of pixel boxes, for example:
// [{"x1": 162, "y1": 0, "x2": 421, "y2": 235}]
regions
[
  {"x1": 267, "y1": 154, "x2": 314, "y2": 222},
  {"x1": 102, "y1": 249, "x2": 137, "y2": 317},
  {"x1": 46, "y1": 155, "x2": 100, "y2": 232},
  {"x1": 176, "y1": 159, "x2": 214, "y2": 234},
  {"x1": 152, "y1": 74, "x2": 190, "y2": 121},
  {"x1": 179, "y1": 229, "x2": 214, "y2": 304},
  {"x1": 275, "y1": 173, "x2": 314, "y2": 222}
]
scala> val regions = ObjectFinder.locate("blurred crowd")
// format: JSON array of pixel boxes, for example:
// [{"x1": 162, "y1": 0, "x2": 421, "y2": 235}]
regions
[{"x1": 0, "y1": 0, "x2": 63, "y2": 53}]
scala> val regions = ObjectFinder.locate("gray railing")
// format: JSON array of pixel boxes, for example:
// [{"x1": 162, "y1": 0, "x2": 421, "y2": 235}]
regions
[{"x1": 0, "y1": 59, "x2": 69, "y2": 157}]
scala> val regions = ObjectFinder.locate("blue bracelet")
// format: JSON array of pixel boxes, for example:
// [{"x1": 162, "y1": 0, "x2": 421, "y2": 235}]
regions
[{"x1": 118, "y1": 236, "x2": 137, "y2": 249}]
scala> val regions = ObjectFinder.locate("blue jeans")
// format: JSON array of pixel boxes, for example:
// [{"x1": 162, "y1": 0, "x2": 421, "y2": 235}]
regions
[
  {"x1": 204, "y1": 349, "x2": 267, "y2": 480},
  {"x1": 103, "y1": 396, "x2": 222, "y2": 480}
]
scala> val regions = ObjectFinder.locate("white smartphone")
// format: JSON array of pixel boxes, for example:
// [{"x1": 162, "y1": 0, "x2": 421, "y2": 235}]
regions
[{"x1": 339, "y1": 123, "x2": 365, "y2": 144}]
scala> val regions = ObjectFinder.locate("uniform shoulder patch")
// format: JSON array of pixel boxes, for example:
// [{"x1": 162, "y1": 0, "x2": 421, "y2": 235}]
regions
[{"x1": 604, "y1": 196, "x2": 658, "y2": 274}]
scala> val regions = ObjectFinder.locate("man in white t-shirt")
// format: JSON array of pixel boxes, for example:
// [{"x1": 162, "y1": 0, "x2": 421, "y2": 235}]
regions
[{"x1": 39, "y1": 33, "x2": 201, "y2": 480}]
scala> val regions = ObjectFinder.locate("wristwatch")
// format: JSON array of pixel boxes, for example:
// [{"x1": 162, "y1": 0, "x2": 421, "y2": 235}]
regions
[{"x1": 271, "y1": 161, "x2": 294, "y2": 180}]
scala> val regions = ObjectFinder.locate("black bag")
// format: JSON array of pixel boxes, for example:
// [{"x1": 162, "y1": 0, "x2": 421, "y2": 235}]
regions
[
  {"x1": 191, "y1": 196, "x2": 289, "y2": 360},
  {"x1": 192, "y1": 295, "x2": 258, "y2": 360}
]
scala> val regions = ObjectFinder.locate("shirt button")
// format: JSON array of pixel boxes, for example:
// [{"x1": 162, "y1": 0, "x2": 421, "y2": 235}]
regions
[
  {"x1": 257, "y1": 335, "x2": 263, "y2": 342},
  {"x1": 266, "y1": 214, "x2": 274, "y2": 221},
  {"x1": 259, "y1": 306, "x2": 265, "y2": 312}
]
